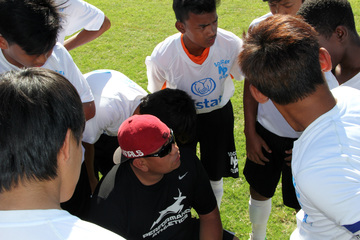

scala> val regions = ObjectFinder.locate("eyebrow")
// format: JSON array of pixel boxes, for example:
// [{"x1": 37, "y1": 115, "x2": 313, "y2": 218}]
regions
[{"x1": 199, "y1": 16, "x2": 218, "y2": 28}]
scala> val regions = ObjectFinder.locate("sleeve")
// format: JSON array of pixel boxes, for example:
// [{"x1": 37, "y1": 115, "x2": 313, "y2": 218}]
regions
[
  {"x1": 145, "y1": 54, "x2": 167, "y2": 93},
  {"x1": 191, "y1": 157, "x2": 218, "y2": 215},
  {"x1": 297, "y1": 166, "x2": 360, "y2": 235},
  {"x1": 229, "y1": 35, "x2": 244, "y2": 81},
  {"x1": 60, "y1": 46, "x2": 94, "y2": 103},
  {"x1": 62, "y1": 0, "x2": 105, "y2": 36}
]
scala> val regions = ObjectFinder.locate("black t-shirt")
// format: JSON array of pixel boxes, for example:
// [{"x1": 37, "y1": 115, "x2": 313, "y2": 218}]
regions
[{"x1": 88, "y1": 146, "x2": 217, "y2": 240}]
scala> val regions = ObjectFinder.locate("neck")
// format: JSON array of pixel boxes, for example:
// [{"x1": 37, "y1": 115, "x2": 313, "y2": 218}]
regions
[
  {"x1": 182, "y1": 35, "x2": 206, "y2": 56},
  {"x1": 274, "y1": 84, "x2": 336, "y2": 132},
  {"x1": 130, "y1": 164, "x2": 163, "y2": 186},
  {"x1": 335, "y1": 35, "x2": 360, "y2": 84},
  {"x1": 0, "y1": 180, "x2": 61, "y2": 210}
]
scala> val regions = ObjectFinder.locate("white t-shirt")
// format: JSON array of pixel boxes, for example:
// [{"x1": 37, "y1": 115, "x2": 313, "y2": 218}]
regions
[
  {"x1": 146, "y1": 28, "x2": 244, "y2": 114},
  {"x1": 249, "y1": 13, "x2": 339, "y2": 138},
  {"x1": 55, "y1": 0, "x2": 105, "y2": 44},
  {"x1": 0, "y1": 209, "x2": 125, "y2": 240},
  {"x1": 340, "y1": 71, "x2": 360, "y2": 90},
  {"x1": 0, "y1": 43, "x2": 94, "y2": 103},
  {"x1": 291, "y1": 86, "x2": 360, "y2": 240},
  {"x1": 82, "y1": 70, "x2": 147, "y2": 144}
]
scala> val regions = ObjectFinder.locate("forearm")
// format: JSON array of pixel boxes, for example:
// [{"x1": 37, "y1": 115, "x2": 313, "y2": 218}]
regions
[
  {"x1": 243, "y1": 79, "x2": 259, "y2": 136},
  {"x1": 82, "y1": 142, "x2": 98, "y2": 193},
  {"x1": 64, "y1": 16, "x2": 111, "y2": 51},
  {"x1": 199, "y1": 207, "x2": 223, "y2": 240}
]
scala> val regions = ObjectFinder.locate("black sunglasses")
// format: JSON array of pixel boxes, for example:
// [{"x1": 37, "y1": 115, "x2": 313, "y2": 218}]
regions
[{"x1": 143, "y1": 129, "x2": 175, "y2": 158}]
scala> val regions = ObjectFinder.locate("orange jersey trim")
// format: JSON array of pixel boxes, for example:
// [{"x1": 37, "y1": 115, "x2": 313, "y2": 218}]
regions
[{"x1": 181, "y1": 34, "x2": 209, "y2": 65}]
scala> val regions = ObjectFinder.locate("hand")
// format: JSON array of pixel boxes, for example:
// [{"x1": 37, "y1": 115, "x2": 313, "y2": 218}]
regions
[
  {"x1": 284, "y1": 148, "x2": 292, "y2": 167},
  {"x1": 245, "y1": 131, "x2": 271, "y2": 165}
]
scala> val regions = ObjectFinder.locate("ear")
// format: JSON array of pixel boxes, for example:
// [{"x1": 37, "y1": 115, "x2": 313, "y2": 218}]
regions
[
  {"x1": 175, "y1": 21, "x2": 185, "y2": 34},
  {"x1": 249, "y1": 84, "x2": 269, "y2": 104},
  {"x1": 0, "y1": 36, "x2": 9, "y2": 50},
  {"x1": 132, "y1": 158, "x2": 149, "y2": 172},
  {"x1": 57, "y1": 129, "x2": 71, "y2": 165},
  {"x1": 335, "y1": 26, "x2": 348, "y2": 43},
  {"x1": 319, "y1": 47, "x2": 332, "y2": 72}
]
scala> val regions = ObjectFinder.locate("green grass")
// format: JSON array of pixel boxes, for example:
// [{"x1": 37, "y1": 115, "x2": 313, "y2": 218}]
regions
[{"x1": 69, "y1": 0, "x2": 359, "y2": 239}]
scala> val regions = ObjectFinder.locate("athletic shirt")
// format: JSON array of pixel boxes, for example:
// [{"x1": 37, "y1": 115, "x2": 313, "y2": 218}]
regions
[
  {"x1": 291, "y1": 86, "x2": 360, "y2": 240},
  {"x1": 146, "y1": 28, "x2": 244, "y2": 114},
  {"x1": 0, "y1": 209, "x2": 124, "y2": 240},
  {"x1": 88, "y1": 146, "x2": 217, "y2": 240},
  {"x1": 249, "y1": 13, "x2": 339, "y2": 138},
  {"x1": 55, "y1": 0, "x2": 105, "y2": 44},
  {"x1": 82, "y1": 70, "x2": 147, "y2": 144},
  {"x1": 0, "y1": 43, "x2": 94, "y2": 103},
  {"x1": 340, "y1": 71, "x2": 360, "y2": 90}
]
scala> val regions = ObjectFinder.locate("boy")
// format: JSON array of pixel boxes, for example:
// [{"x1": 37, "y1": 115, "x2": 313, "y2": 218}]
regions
[
  {"x1": 298, "y1": 0, "x2": 360, "y2": 89},
  {"x1": 239, "y1": 14, "x2": 360, "y2": 240},
  {"x1": 0, "y1": 68, "x2": 124, "y2": 240},
  {"x1": 146, "y1": 0, "x2": 244, "y2": 207},
  {"x1": 0, "y1": 0, "x2": 95, "y2": 120}
]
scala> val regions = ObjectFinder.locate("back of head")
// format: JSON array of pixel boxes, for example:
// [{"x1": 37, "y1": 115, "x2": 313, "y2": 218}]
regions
[
  {"x1": 173, "y1": 0, "x2": 220, "y2": 22},
  {"x1": 239, "y1": 14, "x2": 324, "y2": 105},
  {"x1": 0, "y1": 68, "x2": 85, "y2": 193},
  {"x1": 0, "y1": 0, "x2": 60, "y2": 55},
  {"x1": 140, "y1": 88, "x2": 197, "y2": 145},
  {"x1": 297, "y1": 0, "x2": 357, "y2": 38}
]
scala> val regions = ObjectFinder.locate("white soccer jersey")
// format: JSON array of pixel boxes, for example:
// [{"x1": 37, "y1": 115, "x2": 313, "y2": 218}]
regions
[
  {"x1": 55, "y1": 0, "x2": 105, "y2": 44},
  {"x1": 0, "y1": 43, "x2": 93, "y2": 103},
  {"x1": 146, "y1": 28, "x2": 244, "y2": 114},
  {"x1": 340, "y1": 71, "x2": 360, "y2": 90},
  {"x1": 291, "y1": 86, "x2": 360, "y2": 240},
  {"x1": 0, "y1": 209, "x2": 125, "y2": 240},
  {"x1": 82, "y1": 70, "x2": 147, "y2": 144}
]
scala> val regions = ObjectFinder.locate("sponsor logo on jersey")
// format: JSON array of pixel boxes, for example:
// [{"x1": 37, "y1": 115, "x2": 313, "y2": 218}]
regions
[
  {"x1": 178, "y1": 172, "x2": 188, "y2": 180},
  {"x1": 195, "y1": 95, "x2": 222, "y2": 110},
  {"x1": 54, "y1": 70, "x2": 65, "y2": 76},
  {"x1": 214, "y1": 59, "x2": 230, "y2": 81},
  {"x1": 143, "y1": 189, "x2": 190, "y2": 238},
  {"x1": 191, "y1": 78, "x2": 216, "y2": 97}
]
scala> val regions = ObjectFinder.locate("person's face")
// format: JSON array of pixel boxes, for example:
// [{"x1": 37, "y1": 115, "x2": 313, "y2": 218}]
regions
[
  {"x1": 317, "y1": 33, "x2": 343, "y2": 70},
  {"x1": 1, "y1": 42, "x2": 52, "y2": 68},
  {"x1": 268, "y1": 0, "x2": 303, "y2": 15},
  {"x1": 178, "y1": 11, "x2": 218, "y2": 55},
  {"x1": 143, "y1": 134, "x2": 181, "y2": 175}
]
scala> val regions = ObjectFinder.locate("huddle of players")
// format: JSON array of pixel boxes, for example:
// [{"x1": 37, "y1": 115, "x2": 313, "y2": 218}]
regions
[{"x1": 0, "y1": 0, "x2": 360, "y2": 240}]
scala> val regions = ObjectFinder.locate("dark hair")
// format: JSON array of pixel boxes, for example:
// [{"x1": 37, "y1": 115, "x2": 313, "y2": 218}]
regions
[
  {"x1": 139, "y1": 88, "x2": 197, "y2": 144},
  {"x1": 239, "y1": 14, "x2": 324, "y2": 105},
  {"x1": 263, "y1": 0, "x2": 305, "y2": 3},
  {"x1": 173, "y1": 0, "x2": 220, "y2": 22},
  {"x1": 297, "y1": 0, "x2": 357, "y2": 39},
  {"x1": 0, "y1": 0, "x2": 61, "y2": 55},
  {"x1": 0, "y1": 68, "x2": 85, "y2": 193}
]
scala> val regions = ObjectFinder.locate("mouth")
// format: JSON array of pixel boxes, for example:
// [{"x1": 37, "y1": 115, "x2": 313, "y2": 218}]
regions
[{"x1": 208, "y1": 35, "x2": 216, "y2": 45}]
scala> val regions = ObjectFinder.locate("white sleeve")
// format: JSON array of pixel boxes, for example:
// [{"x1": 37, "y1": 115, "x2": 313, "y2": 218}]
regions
[
  {"x1": 230, "y1": 35, "x2": 244, "y2": 81},
  {"x1": 145, "y1": 55, "x2": 167, "y2": 93},
  {"x1": 58, "y1": 0, "x2": 105, "y2": 37}
]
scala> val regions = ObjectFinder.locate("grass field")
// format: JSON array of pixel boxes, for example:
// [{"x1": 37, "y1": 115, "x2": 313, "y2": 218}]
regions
[{"x1": 69, "y1": 0, "x2": 360, "y2": 239}]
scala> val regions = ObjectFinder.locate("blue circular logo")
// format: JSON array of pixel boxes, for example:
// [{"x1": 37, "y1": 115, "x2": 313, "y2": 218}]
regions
[{"x1": 191, "y1": 78, "x2": 216, "y2": 97}]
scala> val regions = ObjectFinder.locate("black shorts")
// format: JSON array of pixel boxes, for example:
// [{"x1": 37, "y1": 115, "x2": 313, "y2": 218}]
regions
[
  {"x1": 243, "y1": 122, "x2": 300, "y2": 209},
  {"x1": 196, "y1": 101, "x2": 239, "y2": 181}
]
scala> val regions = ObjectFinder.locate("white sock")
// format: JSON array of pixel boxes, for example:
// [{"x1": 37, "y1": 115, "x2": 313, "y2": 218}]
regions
[
  {"x1": 249, "y1": 197, "x2": 271, "y2": 240},
  {"x1": 210, "y1": 178, "x2": 223, "y2": 209}
]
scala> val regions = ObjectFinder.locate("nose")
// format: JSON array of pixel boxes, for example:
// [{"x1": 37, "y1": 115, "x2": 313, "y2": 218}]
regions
[{"x1": 171, "y1": 143, "x2": 179, "y2": 154}]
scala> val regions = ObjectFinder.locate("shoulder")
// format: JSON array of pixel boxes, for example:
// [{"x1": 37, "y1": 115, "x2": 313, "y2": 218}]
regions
[
  {"x1": 249, "y1": 12, "x2": 273, "y2": 29},
  {"x1": 215, "y1": 28, "x2": 243, "y2": 50},
  {"x1": 70, "y1": 219, "x2": 125, "y2": 239},
  {"x1": 150, "y1": 33, "x2": 182, "y2": 58}
]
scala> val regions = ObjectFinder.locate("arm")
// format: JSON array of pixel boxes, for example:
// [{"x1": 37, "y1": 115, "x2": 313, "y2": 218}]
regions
[
  {"x1": 243, "y1": 79, "x2": 271, "y2": 165},
  {"x1": 198, "y1": 207, "x2": 223, "y2": 240},
  {"x1": 83, "y1": 100, "x2": 96, "y2": 121},
  {"x1": 82, "y1": 141, "x2": 98, "y2": 193},
  {"x1": 64, "y1": 16, "x2": 111, "y2": 51}
]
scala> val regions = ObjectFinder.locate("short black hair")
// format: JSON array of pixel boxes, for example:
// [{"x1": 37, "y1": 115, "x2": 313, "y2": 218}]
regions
[
  {"x1": 0, "y1": 68, "x2": 85, "y2": 193},
  {"x1": 140, "y1": 88, "x2": 197, "y2": 145},
  {"x1": 297, "y1": 0, "x2": 357, "y2": 38},
  {"x1": 173, "y1": 0, "x2": 220, "y2": 22},
  {"x1": 239, "y1": 14, "x2": 323, "y2": 105},
  {"x1": 0, "y1": 0, "x2": 61, "y2": 55}
]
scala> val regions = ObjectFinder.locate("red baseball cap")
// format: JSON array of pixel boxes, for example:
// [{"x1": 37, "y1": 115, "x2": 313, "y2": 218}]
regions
[{"x1": 115, "y1": 114, "x2": 171, "y2": 163}]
